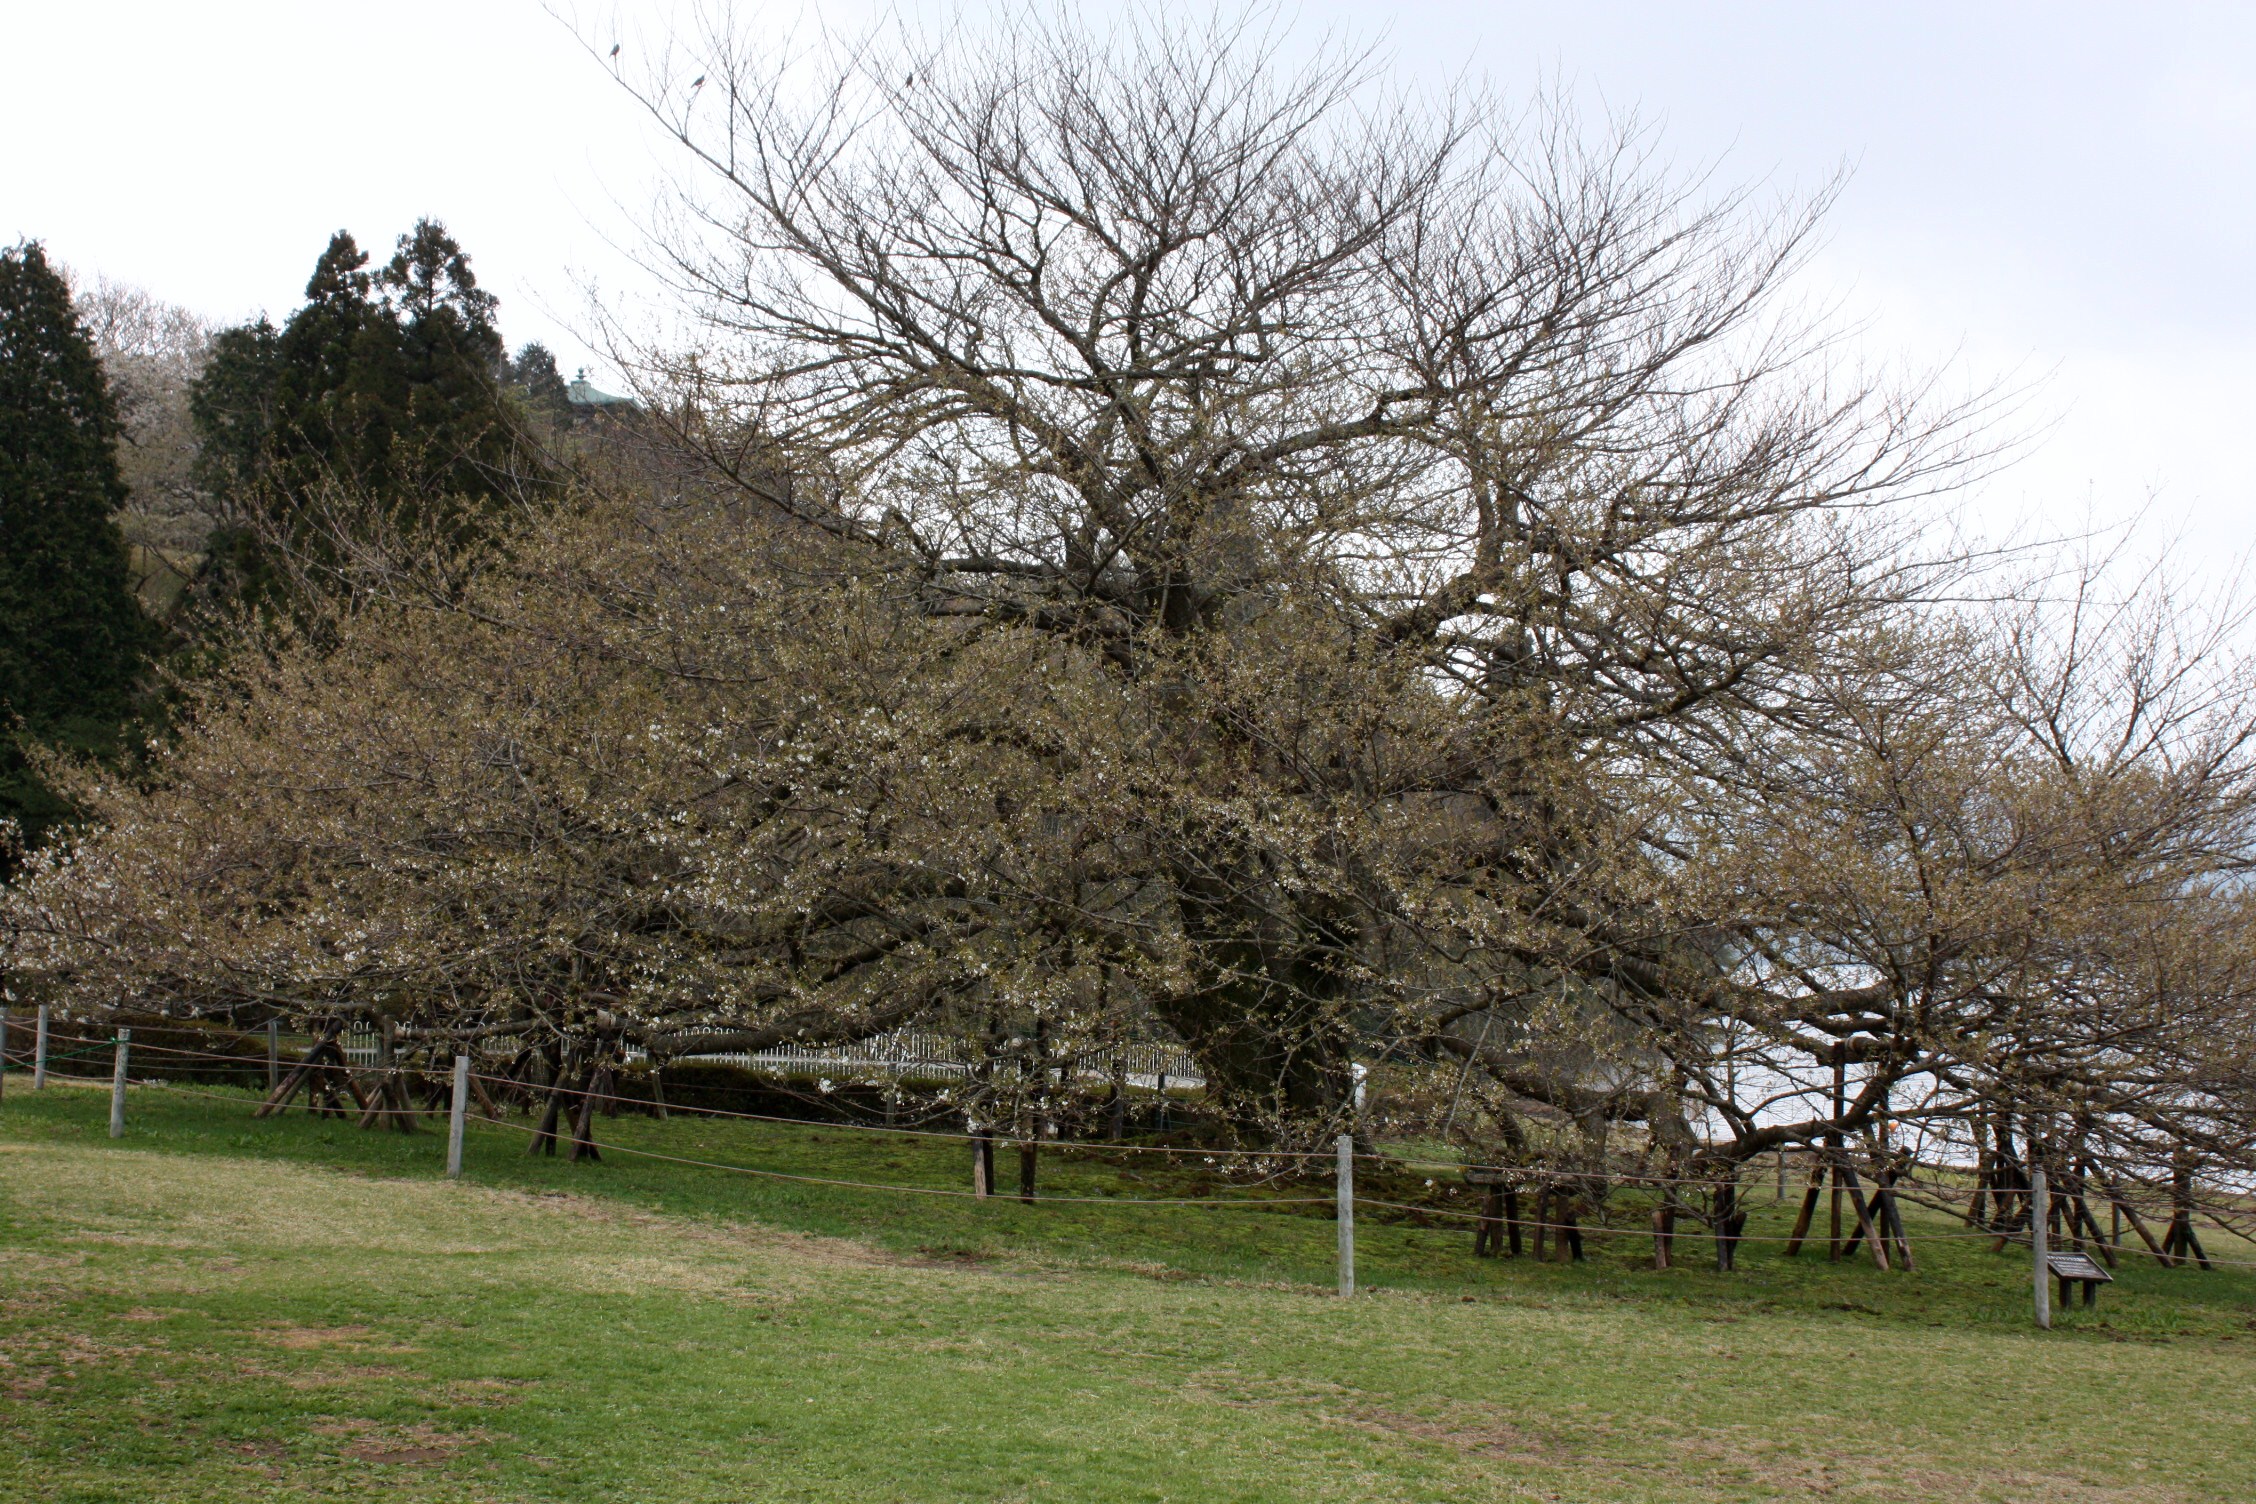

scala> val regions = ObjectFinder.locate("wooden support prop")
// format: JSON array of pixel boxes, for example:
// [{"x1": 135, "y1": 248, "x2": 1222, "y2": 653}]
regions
[
  {"x1": 469, "y1": 1067, "x2": 504, "y2": 1121},
  {"x1": 255, "y1": 1026, "x2": 335, "y2": 1119},
  {"x1": 1876, "y1": 1180, "x2": 1915, "y2": 1272},
  {"x1": 568, "y1": 1058, "x2": 607, "y2": 1162},
  {"x1": 266, "y1": 1019, "x2": 279, "y2": 1092},
  {"x1": 1834, "y1": 1159, "x2": 1890, "y2": 1271},
  {"x1": 1466, "y1": 1171, "x2": 1508, "y2": 1257},
  {"x1": 1531, "y1": 1189, "x2": 1550, "y2": 1262},
  {"x1": 1783, "y1": 1162, "x2": 1825, "y2": 1257},
  {"x1": 34, "y1": 1004, "x2": 50, "y2": 1090},
  {"x1": 109, "y1": 1028, "x2": 130, "y2": 1138},
  {"x1": 527, "y1": 1049, "x2": 575, "y2": 1157},
  {"x1": 1557, "y1": 1197, "x2": 1584, "y2": 1263},
  {"x1": 1, "y1": 1006, "x2": 9, "y2": 1102},
  {"x1": 2072, "y1": 1196, "x2": 2115, "y2": 1268},
  {"x1": 1714, "y1": 1179, "x2": 1741, "y2": 1273},
  {"x1": 1018, "y1": 1137, "x2": 1038, "y2": 1204},
  {"x1": 1651, "y1": 1204, "x2": 1672, "y2": 1270},
  {"x1": 1865, "y1": 1138, "x2": 1915, "y2": 1271},
  {"x1": 2092, "y1": 1177, "x2": 2169, "y2": 1266},
  {"x1": 2164, "y1": 1156, "x2": 2214, "y2": 1271},
  {"x1": 1504, "y1": 1188, "x2": 1524, "y2": 1257}
]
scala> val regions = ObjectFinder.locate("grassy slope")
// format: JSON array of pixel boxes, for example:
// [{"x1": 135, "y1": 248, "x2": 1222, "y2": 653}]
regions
[{"x1": 2, "y1": 1081, "x2": 2253, "y2": 1503}]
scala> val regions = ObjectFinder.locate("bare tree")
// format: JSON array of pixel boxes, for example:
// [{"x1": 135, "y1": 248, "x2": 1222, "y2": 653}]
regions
[
  {"x1": 73, "y1": 273, "x2": 216, "y2": 561},
  {"x1": 584, "y1": 7, "x2": 2008, "y2": 1131}
]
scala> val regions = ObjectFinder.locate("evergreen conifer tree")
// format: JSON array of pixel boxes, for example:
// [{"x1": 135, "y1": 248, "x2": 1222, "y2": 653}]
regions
[
  {"x1": 188, "y1": 219, "x2": 540, "y2": 595},
  {"x1": 503, "y1": 342, "x2": 572, "y2": 430},
  {"x1": 0, "y1": 242, "x2": 150, "y2": 847}
]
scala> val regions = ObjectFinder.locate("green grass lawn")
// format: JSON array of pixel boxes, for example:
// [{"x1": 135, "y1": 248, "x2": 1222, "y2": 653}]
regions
[{"x1": 3, "y1": 1079, "x2": 2253, "y2": 1502}]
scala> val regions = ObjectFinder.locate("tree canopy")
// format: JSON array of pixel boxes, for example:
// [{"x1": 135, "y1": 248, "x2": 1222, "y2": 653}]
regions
[
  {"x1": 0, "y1": 241, "x2": 151, "y2": 851},
  {"x1": 5, "y1": 14, "x2": 2253, "y2": 1238},
  {"x1": 188, "y1": 219, "x2": 541, "y2": 601}
]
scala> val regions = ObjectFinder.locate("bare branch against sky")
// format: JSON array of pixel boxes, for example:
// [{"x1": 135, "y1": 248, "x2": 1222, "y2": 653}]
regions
[{"x1": 3, "y1": 1, "x2": 2249, "y2": 569}]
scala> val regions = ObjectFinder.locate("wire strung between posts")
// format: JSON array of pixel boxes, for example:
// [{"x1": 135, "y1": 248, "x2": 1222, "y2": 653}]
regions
[
  {"x1": 106, "y1": 1040, "x2": 286, "y2": 1067},
  {"x1": 1345, "y1": 1195, "x2": 2072, "y2": 1244},
  {"x1": 135, "y1": 1077, "x2": 453, "y2": 1116},
  {"x1": 461, "y1": 1111, "x2": 1336, "y2": 1209},
  {"x1": 46, "y1": 1041, "x2": 2256, "y2": 1268},
  {"x1": 461, "y1": 1065, "x2": 1337, "y2": 1161},
  {"x1": 53, "y1": 1037, "x2": 2256, "y2": 1253}
]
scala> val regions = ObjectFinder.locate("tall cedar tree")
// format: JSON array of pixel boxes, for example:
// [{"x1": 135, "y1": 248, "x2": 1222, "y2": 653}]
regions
[
  {"x1": 189, "y1": 220, "x2": 532, "y2": 595},
  {"x1": 0, "y1": 242, "x2": 150, "y2": 849}
]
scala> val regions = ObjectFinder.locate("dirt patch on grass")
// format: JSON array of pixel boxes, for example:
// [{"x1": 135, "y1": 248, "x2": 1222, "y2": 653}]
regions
[
  {"x1": 441, "y1": 1376, "x2": 531, "y2": 1407},
  {"x1": 263, "y1": 1323, "x2": 379, "y2": 1350},
  {"x1": 1343, "y1": 1401, "x2": 1556, "y2": 1462},
  {"x1": 316, "y1": 1418, "x2": 488, "y2": 1466},
  {"x1": 1186, "y1": 1369, "x2": 1563, "y2": 1465},
  {"x1": 1644, "y1": 1440, "x2": 2191, "y2": 1504}
]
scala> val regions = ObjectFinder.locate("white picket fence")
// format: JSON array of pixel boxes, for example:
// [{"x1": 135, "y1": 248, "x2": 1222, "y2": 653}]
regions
[{"x1": 345, "y1": 1025, "x2": 1204, "y2": 1090}]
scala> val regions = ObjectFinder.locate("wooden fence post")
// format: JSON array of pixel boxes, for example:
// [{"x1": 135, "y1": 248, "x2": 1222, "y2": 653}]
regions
[
  {"x1": 34, "y1": 1004, "x2": 49, "y2": 1090},
  {"x1": 109, "y1": 1028, "x2": 131, "y2": 1139},
  {"x1": 1336, "y1": 1134, "x2": 1356, "y2": 1298},
  {"x1": 267, "y1": 1019, "x2": 280, "y2": 1092},
  {"x1": 446, "y1": 1054, "x2": 469, "y2": 1179},
  {"x1": 2032, "y1": 1160, "x2": 2051, "y2": 1331}
]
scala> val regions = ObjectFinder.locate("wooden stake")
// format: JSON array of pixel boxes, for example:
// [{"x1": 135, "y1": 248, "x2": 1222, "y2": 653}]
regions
[
  {"x1": 109, "y1": 1028, "x2": 130, "y2": 1138},
  {"x1": 1336, "y1": 1134, "x2": 1356, "y2": 1297},
  {"x1": 446, "y1": 1054, "x2": 469, "y2": 1178},
  {"x1": 34, "y1": 1004, "x2": 49, "y2": 1090},
  {"x1": 1828, "y1": 1047, "x2": 1846, "y2": 1261},
  {"x1": 266, "y1": 1019, "x2": 279, "y2": 1092},
  {"x1": 2032, "y1": 1161, "x2": 2051, "y2": 1330}
]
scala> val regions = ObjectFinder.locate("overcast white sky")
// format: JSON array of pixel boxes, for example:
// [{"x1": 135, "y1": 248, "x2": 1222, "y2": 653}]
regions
[{"x1": 6, "y1": 2, "x2": 2251, "y2": 571}]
